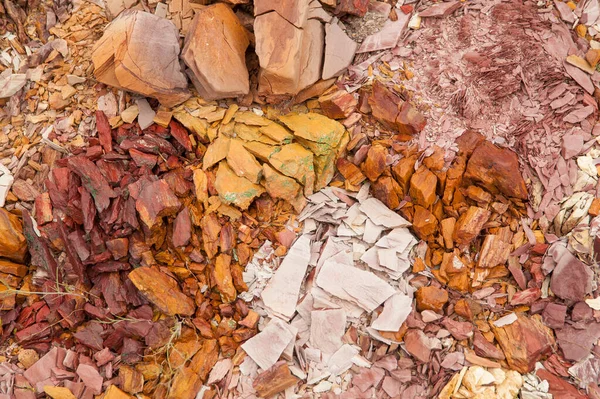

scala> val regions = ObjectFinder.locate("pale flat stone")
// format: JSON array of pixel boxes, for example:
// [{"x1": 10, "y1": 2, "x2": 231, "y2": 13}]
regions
[
  {"x1": 310, "y1": 309, "x2": 346, "y2": 354},
  {"x1": 298, "y1": 19, "x2": 325, "y2": 92},
  {"x1": 254, "y1": 0, "x2": 310, "y2": 28},
  {"x1": 322, "y1": 22, "x2": 357, "y2": 80},
  {"x1": 241, "y1": 318, "x2": 297, "y2": 369},
  {"x1": 371, "y1": 293, "x2": 412, "y2": 332}
]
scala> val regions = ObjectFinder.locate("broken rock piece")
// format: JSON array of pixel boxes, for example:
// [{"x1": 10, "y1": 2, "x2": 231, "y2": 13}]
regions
[
  {"x1": 92, "y1": 11, "x2": 190, "y2": 107},
  {"x1": 0, "y1": 208, "x2": 27, "y2": 263},
  {"x1": 252, "y1": 361, "x2": 299, "y2": 398},
  {"x1": 182, "y1": 4, "x2": 250, "y2": 100},
  {"x1": 241, "y1": 318, "x2": 296, "y2": 370},
  {"x1": 128, "y1": 266, "x2": 195, "y2": 316},
  {"x1": 135, "y1": 180, "x2": 182, "y2": 229},
  {"x1": 415, "y1": 286, "x2": 448, "y2": 313},
  {"x1": 214, "y1": 162, "x2": 265, "y2": 210},
  {"x1": 322, "y1": 22, "x2": 358, "y2": 80}
]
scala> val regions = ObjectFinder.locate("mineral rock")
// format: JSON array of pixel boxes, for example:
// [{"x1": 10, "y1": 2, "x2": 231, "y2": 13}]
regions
[
  {"x1": 92, "y1": 11, "x2": 190, "y2": 107},
  {"x1": 336, "y1": 158, "x2": 366, "y2": 186},
  {"x1": 254, "y1": 0, "x2": 309, "y2": 27},
  {"x1": 319, "y1": 89, "x2": 357, "y2": 119},
  {"x1": 363, "y1": 145, "x2": 388, "y2": 181},
  {"x1": 412, "y1": 206, "x2": 438, "y2": 239},
  {"x1": 182, "y1": 4, "x2": 250, "y2": 100},
  {"x1": 298, "y1": 19, "x2": 325, "y2": 92},
  {"x1": 336, "y1": 0, "x2": 369, "y2": 16},
  {"x1": 415, "y1": 286, "x2": 448, "y2": 313},
  {"x1": 549, "y1": 246, "x2": 593, "y2": 301},
  {"x1": 409, "y1": 166, "x2": 437, "y2": 208},
  {"x1": 135, "y1": 180, "x2": 182, "y2": 229},
  {"x1": 322, "y1": 22, "x2": 357, "y2": 80},
  {"x1": 214, "y1": 162, "x2": 265, "y2": 210},
  {"x1": 128, "y1": 267, "x2": 195, "y2": 316},
  {"x1": 253, "y1": 361, "x2": 299, "y2": 398},
  {"x1": 453, "y1": 206, "x2": 491, "y2": 247},
  {"x1": 0, "y1": 209, "x2": 27, "y2": 263}
]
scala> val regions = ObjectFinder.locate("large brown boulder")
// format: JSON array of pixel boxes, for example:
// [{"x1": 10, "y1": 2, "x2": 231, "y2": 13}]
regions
[{"x1": 182, "y1": 4, "x2": 250, "y2": 100}]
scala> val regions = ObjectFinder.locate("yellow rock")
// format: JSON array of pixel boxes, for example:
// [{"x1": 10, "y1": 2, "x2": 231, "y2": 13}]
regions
[
  {"x1": 173, "y1": 111, "x2": 209, "y2": 141},
  {"x1": 278, "y1": 112, "x2": 345, "y2": 155},
  {"x1": 259, "y1": 122, "x2": 293, "y2": 144},
  {"x1": 242, "y1": 142, "x2": 278, "y2": 163},
  {"x1": 226, "y1": 139, "x2": 263, "y2": 183},
  {"x1": 212, "y1": 253, "x2": 237, "y2": 303},
  {"x1": 214, "y1": 162, "x2": 265, "y2": 210},
  {"x1": 262, "y1": 164, "x2": 302, "y2": 204},
  {"x1": 234, "y1": 111, "x2": 271, "y2": 126},
  {"x1": 101, "y1": 385, "x2": 134, "y2": 399},
  {"x1": 44, "y1": 386, "x2": 77, "y2": 399},
  {"x1": 167, "y1": 367, "x2": 202, "y2": 399},
  {"x1": 192, "y1": 169, "x2": 208, "y2": 204},
  {"x1": 203, "y1": 135, "x2": 231, "y2": 170},
  {"x1": 268, "y1": 143, "x2": 315, "y2": 195},
  {"x1": 234, "y1": 123, "x2": 278, "y2": 145}
]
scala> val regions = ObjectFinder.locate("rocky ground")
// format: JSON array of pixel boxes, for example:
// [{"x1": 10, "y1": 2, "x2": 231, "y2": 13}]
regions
[{"x1": 1, "y1": 0, "x2": 600, "y2": 399}]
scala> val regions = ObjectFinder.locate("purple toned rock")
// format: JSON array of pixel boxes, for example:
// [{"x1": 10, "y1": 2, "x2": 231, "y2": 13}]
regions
[
  {"x1": 542, "y1": 303, "x2": 567, "y2": 329},
  {"x1": 556, "y1": 322, "x2": 600, "y2": 362},
  {"x1": 549, "y1": 246, "x2": 593, "y2": 301}
]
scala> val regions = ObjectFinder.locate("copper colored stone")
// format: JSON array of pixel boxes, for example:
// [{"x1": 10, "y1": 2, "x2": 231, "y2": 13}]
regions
[
  {"x1": 362, "y1": 145, "x2": 388, "y2": 181},
  {"x1": 253, "y1": 361, "x2": 299, "y2": 398},
  {"x1": 372, "y1": 176, "x2": 402, "y2": 209},
  {"x1": 453, "y1": 206, "x2": 490, "y2": 247},
  {"x1": 412, "y1": 206, "x2": 438, "y2": 239},
  {"x1": 396, "y1": 101, "x2": 426, "y2": 136},
  {"x1": 0, "y1": 208, "x2": 27, "y2": 263},
  {"x1": 319, "y1": 89, "x2": 357, "y2": 119},
  {"x1": 391, "y1": 155, "x2": 417, "y2": 192},
  {"x1": 409, "y1": 166, "x2": 437, "y2": 208},
  {"x1": 336, "y1": 0, "x2": 369, "y2": 16},
  {"x1": 415, "y1": 286, "x2": 448, "y2": 313},
  {"x1": 336, "y1": 158, "x2": 366, "y2": 186}
]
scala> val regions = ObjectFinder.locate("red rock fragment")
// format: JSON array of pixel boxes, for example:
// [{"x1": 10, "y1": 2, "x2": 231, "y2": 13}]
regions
[
  {"x1": 362, "y1": 145, "x2": 388, "y2": 181},
  {"x1": 556, "y1": 322, "x2": 600, "y2": 362},
  {"x1": 252, "y1": 361, "x2": 299, "y2": 398},
  {"x1": 491, "y1": 314, "x2": 555, "y2": 373},
  {"x1": 169, "y1": 120, "x2": 192, "y2": 152},
  {"x1": 106, "y1": 238, "x2": 129, "y2": 260},
  {"x1": 96, "y1": 110, "x2": 113, "y2": 153},
  {"x1": 453, "y1": 206, "x2": 490, "y2": 247},
  {"x1": 550, "y1": 246, "x2": 593, "y2": 301},
  {"x1": 510, "y1": 287, "x2": 541, "y2": 306},
  {"x1": 542, "y1": 303, "x2": 567, "y2": 330},
  {"x1": 442, "y1": 318, "x2": 473, "y2": 340},
  {"x1": 129, "y1": 149, "x2": 158, "y2": 169},
  {"x1": 172, "y1": 207, "x2": 192, "y2": 247},
  {"x1": 76, "y1": 364, "x2": 102, "y2": 395},
  {"x1": 397, "y1": 101, "x2": 426, "y2": 136},
  {"x1": 536, "y1": 369, "x2": 588, "y2": 399},
  {"x1": 336, "y1": 0, "x2": 369, "y2": 17},
  {"x1": 135, "y1": 179, "x2": 182, "y2": 228},
  {"x1": 404, "y1": 329, "x2": 431, "y2": 363},
  {"x1": 336, "y1": 158, "x2": 366, "y2": 186},
  {"x1": 419, "y1": 1, "x2": 462, "y2": 17},
  {"x1": 473, "y1": 331, "x2": 505, "y2": 360},
  {"x1": 67, "y1": 157, "x2": 116, "y2": 212},
  {"x1": 368, "y1": 81, "x2": 425, "y2": 137},
  {"x1": 463, "y1": 141, "x2": 528, "y2": 199},
  {"x1": 319, "y1": 89, "x2": 357, "y2": 119}
]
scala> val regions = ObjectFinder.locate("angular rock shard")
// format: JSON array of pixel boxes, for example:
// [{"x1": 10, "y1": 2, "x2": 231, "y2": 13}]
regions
[
  {"x1": 92, "y1": 11, "x2": 190, "y2": 107},
  {"x1": 323, "y1": 22, "x2": 357, "y2": 80},
  {"x1": 214, "y1": 161, "x2": 265, "y2": 210},
  {"x1": 182, "y1": 4, "x2": 250, "y2": 100},
  {"x1": 0, "y1": 208, "x2": 27, "y2": 263}
]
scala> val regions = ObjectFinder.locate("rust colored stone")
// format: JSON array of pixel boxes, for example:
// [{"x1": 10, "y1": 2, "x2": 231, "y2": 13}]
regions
[
  {"x1": 0, "y1": 209, "x2": 27, "y2": 263},
  {"x1": 396, "y1": 101, "x2": 426, "y2": 136},
  {"x1": 362, "y1": 145, "x2": 388, "y2": 181},
  {"x1": 415, "y1": 286, "x2": 448, "y2": 313},
  {"x1": 319, "y1": 89, "x2": 357, "y2": 119},
  {"x1": 391, "y1": 155, "x2": 417, "y2": 192},
  {"x1": 589, "y1": 198, "x2": 600, "y2": 217},
  {"x1": 412, "y1": 206, "x2": 438, "y2": 239},
  {"x1": 372, "y1": 176, "x2": 402, "y2": 209},
  {"x1": 212, "y1": 254, "x2": 237, "y2": 303},
  {"x1": 253, "y1": 361, "x2": 299, "y2": 398},
  {"x1": 135, "y1": 179, "x2": 182, "y2": 229},
  {"x1": 336, "y1": 158, "x2": 366, "y2": 186},
  {"x1": 453, "y1": 206, "x2": 491, "y2": 247},
  {"x1": 409, "y1": 165, "x2": 437, "y2": 208},
  {"x1": 336, "y1": 0, "x2": 369, "y2": 16}
]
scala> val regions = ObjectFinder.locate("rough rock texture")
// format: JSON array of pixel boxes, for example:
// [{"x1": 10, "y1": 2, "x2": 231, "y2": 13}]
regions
[
  {"x1": 182, "y1": 4, "x2": 250, "y2": 100},
  {"x1": 415, "y1": 286, "x2": 448, "y2": 313},
  {"x1": 322, "y1": 22, "x2": 357, "y2": 80},
  {"x1": 92, "y1": 11, "x2": 190, "y2": 107},
  {"x1": 0, "y1": 208, "x2": 27, "y2": 263}
]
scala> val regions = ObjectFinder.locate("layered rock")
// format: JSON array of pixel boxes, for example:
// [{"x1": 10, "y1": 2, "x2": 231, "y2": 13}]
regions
[
  {"x1": 92, "y1": 11, "x2": 190, "y2": 107},
  {"x1": 182, "y1": 4, "x2": 250, "y2": 100}
]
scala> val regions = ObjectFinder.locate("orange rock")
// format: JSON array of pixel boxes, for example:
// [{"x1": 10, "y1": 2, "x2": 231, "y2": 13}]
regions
[
  {"x1": 453, "y1": 206, "x2": 491, "y2": 247},
  {"x1": 189, "y1": 339, "x2": 219, "y2": 381},
  {"x1": 412, "y1": 257, "x2": 426, "y2": 273},
  {"x1": 477, "y1": 235, "x2": 511, "y2": 268},
  {"x1": 412, "y1": 205, "x2": 438, "y2": 239},
  {"x1": 589, "y1": 198, "x2": 600, "y2": 217},
  {"x1": 440, "y1": 217, "x2": 456, "y2": 249},
  {"x1": 491, "y1": 313, "x2": 555, "y2": 373},
  {"x1": 319, "y1": 89, "x2": 357, "y2": 119},
  {"x1": 454, "y1": 299, "x2": 473, "y2": 320},
  {"x1": 119, "y1": 365, "x2": 144, "y2": 394},
  {"x1": 336, "y1": 158, "x2": 366, "y2": 186},
  {"x1": 253, "y1": 361, "x2": 299, "y2": 398},
  {"x1": 362, "y1": 145, "x2": 388, "y2": 181},
  {"x1": 455, "y1": 130, "x2": 485, "y2": 156},
  {"x1": 391, "y1": 155, "x2": 417, "y2": 192},
  {"x1": 423, "y1": 146, "x2": 445, "y2": 171},
  {"x1": 439, "y1": 252, "x2": 470, "y2": 293},
  {"x1": 409, "y1": 165, "x2": 437, "y2": 208},
  {"x1": 396, "y1": 101, "x2": 426, "y2": 136},
  {"x1": 100, "y1": 386, "x2": 133, "y2": 399},
  {"x1": 465, "y1": 185, "x2": 492, "y2": 203},
  {"x1": 415, "y1": 286, "x2": 448, "y2": 313},
  {"x1": 372, "y1": 176, "x2": 402, "y2": 209},
  {"x1": 167, "y1": 367, "x2": 202, "y2": 399},
  {"x1": 368, "y1": 80, "x2": 402, "y2": 130},
  {"x1": 442, "y1": 155, "x2": 466, "y2": 205},
  {"x1": 586, "y1": 49, "x2": 600, "y2": 68},
  {"x1": 0, "y1": 209, "x2": 27, "y2": 263},
  {"x1": 128, "y1": 266, "x2": 195, "y2": 316},
  {"x1": 212, "y1": 254, "x2": 237, "y2": 303},
  {"x1": 464, "y1": 141, "x2": 527, "y2": 199}
]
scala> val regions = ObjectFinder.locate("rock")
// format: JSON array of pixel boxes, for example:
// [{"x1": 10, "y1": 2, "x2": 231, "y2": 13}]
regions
[
  {"x1": 18, "y1": 349, "x2": 39, "y2": 369},
  {"x1": 101, "y1": 385, "x2": 133, "y2": 399},
  {"x1": 255, "y1": 11, "x2": 304, "y2": 95},
  {"x1": 473, "y1": 331, "x2": 505, "y2": 360},
  {"x1": 319, "y1": 89, "x2": 357, "y2": 119},
  {"x1": 372, "y1": 176, "x2": 402, "y2": 209},
  {"x1": 203, "y1": 135, "x2": 231, "y2": 170},
  {"x1": 404, "y1": 329, "x2": 432, "y2": 363},
  {"x1": 491, "y1": 314, "x2": 555, "y2": 373},
  {"x1": 167, "y1": 367, "x2": 202, "y2": 399},
  {"x1": 419, "y1": 1, "x2": 462, "y2": 17},
  {"x1": 262, "y1": 164, "x2": 304, "y2": 211},
  {"x1": 442, "y1": 318, "x2": 473, "y2": 340},
  {"x1": 254, "y1": 0, "x2": 309, "y2": 28},
  {"x1": 463, "y1": 141, "x2": 528, "y2": 199},
  {"x1": 536, "y1": 369, "x2": 588, "y2": 399},
  {"x1": 92, "y1": 11, "x2": 190, "y2": 107},
  {"x1": 415, "y1": 286, "x2": 448, "y2": 313},
  {"x1": 135, "y1": 180, "x2": 182, "y2": 229},
  {"x1": 322, "y1": 22, "x2": 357, "y2": 80},
  {"x1": 337, "y1": 158, "x2": 366, "y2": 186},
  {"x1": 335, "y1": 0, "x2": 369, "y2": 16},
  {"x1": 226, "y1": 139, "x2": 263, "y2": 184},
  {"x1": 253, "y1": 361, "x2": 299, "y2": 398},
  {"x1": 555, "y1": 322, "x2": 600, "y2": 362},
  {"x1": 363, "y1": 145, "x2": 388, "y2": 181},
  {"x1": 212, "y1": 254, "x2": 237, "y2": 303},
  {"x1": 278, "y1": 112, "x2": 345, "y2": 155},
  {"x1": 412, "y1": 206, "x2": 438, "y2": 239},
  {"x1": 542, "y1": 303, "x2": 567, "y2": 329},
  {"x1": 119, "y1": 366, "x2": 144, "y2": 394},
  {"x1": 549, "y1": 246, "x2": 593, "y2": 302},
  {"x1": 409, "y1": 166, "x2": 437, "y2": 208},
  {"x1": 368, "y1": 80, "x2": 425, "y2": 136},
  {"x1": 0, "y1": 259, "x2": 27, "y2": 277},
  {"x1": 103, "y1": 0, "x2": 136, "y2": 19},
  {"x1": 268, "y1": 144, "x2": 315, "y2": 195},
  {"x1": 298, "y1": 19, "x2": 325, "y2": 92},
  {"x1": 182, "y1": 4, "x2": 250, "y2": 100},
  {"x1": 0, "y1": 209, "x2": 27, "y2": 263},
  {"x1": 453, "y1": 206, "x2": 491, "y2": 247},
  {"x1": 44, "y1": 386, "x2": 77, "y2": 399},
  {"x1": 172, "y1": 208, "x2": 192, "y2": 248},
  {"x1": 397, "y1": 101, "x2": 426, "y2": 136},
  {"x1": 76, "y1": 364, "x2": 103, "y2": 395},
  {"x1": 11, "y1": 179, "x2": 40, "y2": 202},
  {"x1": 128, "y1": 266, "x2": 196, "y2": 316},
  {"x1": 214, "y1": 161, "x2": 265, "y2": 210}
]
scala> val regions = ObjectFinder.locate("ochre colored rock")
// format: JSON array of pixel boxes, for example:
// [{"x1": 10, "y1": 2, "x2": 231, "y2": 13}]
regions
[
  {"x1": 464, "y1": 141, "x2": 528, "y2": 199},
  {"x1": 369, "y1": 80, "x2": 402, "y2": 130},
  {"x1": 319, "y1": 89, "x2": 357, "y2": 119},
  {"x1": 182, "y1": 4, "x2": 250, "y2": 100},
  {"x1": 101, "y1": 385, "x2": 133, "y2": 399},
  {"x1": 362, "y1": 145, "x2": 388, "y2": 181},
  {"x1": 391, "y1": 155, "x2": 417, "y2": 192},
  {"x1": 491, "y1": 314, "x2": 555, "y2": 373},
  {"x1": 255, "y1": 11, "x2": 303, "y2": 95},
  {"x1": 167, "y1": 367, "x2": 202, "y2": 399},
  {"x1": 336, "y1": 158, "x2": 366, "y2": 186},
  {"x1": 253, "y1": 361, "x2": 299, "y2": 398},
  {"x1": 397, "y1": 101, "x2": 426, "y2": 136},
  {"x1": 226, "y1": 139, "x2": 263, "y2": 184},
  {"x1": 212, "y1": 254, "x2": 237, "y2": 303},
  {"x1": 128, "y1": 266, "x2": 196, "y2": 316},
  {"x1": 44, "y1": 386, "x2": 77, "y2": 399},
  {"x1": 372, "y1": 176, "x2": 402, "y2": 209},
  {"x1": 404, "y1": 329, "x2": 432, "y2": 363},
  {"x1": 336, "y1": 0, "x2": 369, "y2": 16},
  {"x1": 415, "y1": 286, "x2": 448, "y2": 313},
  {"x1": 0, "y1": 209, "x2": 27, "y2": 263},
  {"x1": 453, "y1": 206, "x2": 491, "y2": 247},
  {"x1": 268, "y1": 143, "x2": 315, "y2": 195},
  {"x1": 409, "y1": 166, "x2": 437, "y2": 208},
  {"x1": 92, "y1": 11, "x2": 190, "y2": 107},
  {"x1": 412, "y1": 206, "x2": 438, "y2": 239},
  {"x1": 203, "y1": 135, "x2": 231, "y2": 170},
  {"x1": 214, "y1": 161, "x2": 265, "y2": 210},
  {"x1": 279, "y1": 112, "x2": 345, "y2": 155},
  {"x1": 262, "y1": 164, "x2": 303, "y2": 210}
]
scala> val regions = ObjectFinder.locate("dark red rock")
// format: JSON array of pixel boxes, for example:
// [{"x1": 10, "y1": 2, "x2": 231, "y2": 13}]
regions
[
  {"x1": 135, "y1": 179, "x2": 182, "y2": 228},
  {"x1": 336, "y1": 0, "x2": 369, "y2": 16},
  {"x1": 67, "y1": 156, "x2": 116, "y2": 212},
  {"x1": 536, "y1": 369, "x2": 588, "y2": 399},
  {"x1": 510, "y1": 287, "x2": 542, "y2": 306},
  {"x1": 550, "y1": 246, "x2": 593, "y2": 302},
  {"x1": 397, "y1": 101, "x2": 426, "y2": 136},
  {"x1": 173, "y1": 207, "x2": 192, "y2": 247},
  {"x1": 473, "y1": 331, "x2": 505, "y2": 360},
  {"x1": 572, "y1": 302, "x2": 593, "y2": 322},
  {"x1": 542, "y1": 303, "x2": 567, "y2": 329},
  {"x1": 169, "y1": 120, "x2": 193, "y2": 152},
  {"x1": 96, "y1": 110, "x2": 113, "y2": 153}
]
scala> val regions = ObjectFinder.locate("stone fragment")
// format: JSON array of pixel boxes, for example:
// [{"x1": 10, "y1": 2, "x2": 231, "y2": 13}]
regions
[
  {"x1": 253, "y1": 361, "x2": 299, "y2": 398},
  {"x1": 0, "y1": 209, "x2": 27, "y2": 263},
  {"x1": 335, "y1": 0, "x2": 369, "y2": 16},
  {"x1": 298, "y1": 19, "x2": 325, "y2": 91},
  {"x1": 404, "y1": 329, "x2": 432, "y2": 363},
  {"x1": 464, "y1": 141, "x2": 528, "y2": 199},
  {"x1": 92, "y1": 11, "x2": 190, "y2": 107},
  {"x1": 363, "y1": 145, "x2": 388, "y2": 181},
  {"x1": 18, "y1": 349, "x2": 39, "y2": 368},
  {"x1": 442, "y1": 318, "x2": 473, "y2": 340},
  {"x1": 203, "y1": 135, "x2": 231, "y2": 170},
  {"x1": 310, "y1": 309, "x2": 346, "y2": 354},
  {"x1": 214, "y1": 162, "x2": 265, "y2": 210},
  {"x1": 44, "y1": 386, "x2": 77, "y2": 399},
  {"x1": 419, "y1": 1, "x2": 461, "y2": 17},
  {"x1": 412, "y1": 206, "x2": 438, "y2": 239},
  {"x1": 119, "y1": 366, "x2": 144, "y2": 394},
  {"x1": 167, "y1": 367, "x2": 202, "y2": 399},
  {"x1": 409, "y1": 166, "x2": 437, "y2": 208},
  {"x1": 172, "y1": 208, "x2": 192, "y2": 248},
  {"x1": 182, "y1": 4, "x2": 250, "y2": 100},
  {"x1": 242, "y1": 319, "x2": 296, "y2": 369},
  {"x1": 542, "y1": 303, "x2": 567, "y2": 329},
  {"x1": 549, "y1": 246, "x2": 593, "y2": 301},
  {"x1": 536, "y1": 369, "x2": 588, "y2": 399},
  {"x1": 262, "y1": 164, "x2": 303, "y2": 210},
  {"x1": 12, "y1": 179, "x2": 40, "y2": 202},
  {"x1": 319, "y1": 89, "x2": 357, "y2": 119},
  {"x1": 453, "y1": 206, "x2": 491, "y2": 247},
  {"x1": 322, "y1": 22, "x2": 358, "y2": 80},
  {"x1": 212, "y1": 254, "x2": 237, "y2": 303},
  {"x1": 336, "y1": 158, "x2": 366, "y2": 186},
  {"x1": 473, "y1": 331, "x2": 505, "y2": 360},
  {"x1": 279, "y1": 112, "x2": 345, "y2": 155},
  {"x1": 268, "y1": 143, "x2": 315, "y2": 195},
  {"x1": 491, "y1": 314, "x2": 555, "y2": 373},
  {"x1": 391, "y1": 155, "x2": 417, "y2": 192},
  {"x1": 368, "y1": 80, "x2": 425, "y2": 136},
  {"x1": 254, "y1": 0, "x2": 309, "y2": 27},
  {"x1": 102, "y1": 384, "x2": 134, "y2": 399},
  {"x1": 226, "y1": 139, "x2": 263, "y2": 183},
  {"x1": 255, "y1": 11, "x2": 303, "y2": 95},
  {"x1": 397, "y1": 102, "x2": 426, "y2": 136},
  {"x1": 128, "y1": 266, "x2": 196, "y2": 316},
  {"x1": 372, "y1": 176, "x2": 402, "y2": 209},
  {"x1": 415, "y1": 286, "x2": 448, "y2": 313},
  {"x1": 555, "y1": 322, "x2": 600, "y2": 361},
  {"x1": 135, "y1": 180, "x2": 182, "y2": 228},
  {"x1": 104, "y1": 0, "x2": 136, "y2": 19}
]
